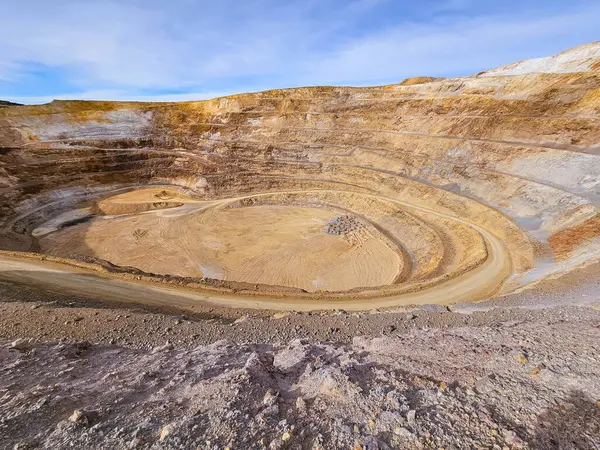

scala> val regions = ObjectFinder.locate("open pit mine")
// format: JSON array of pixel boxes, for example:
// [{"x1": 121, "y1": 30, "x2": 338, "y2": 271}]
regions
[
  {"x1": 1, "y1": 43, "x2": 600, "y2": 310},
  {"x1": 1, "y1": 43, "x2": 600, "y2": 449}
]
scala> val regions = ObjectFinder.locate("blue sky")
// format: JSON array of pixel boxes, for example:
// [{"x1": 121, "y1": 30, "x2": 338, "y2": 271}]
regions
[{"x1": 1, "y1": 0, "x2": 599, "y2": 104}]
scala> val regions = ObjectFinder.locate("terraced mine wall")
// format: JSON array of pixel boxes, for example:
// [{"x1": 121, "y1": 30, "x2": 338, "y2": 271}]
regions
[{"x1": 1, "y1": 49, "x2": 599, "y2": 306}]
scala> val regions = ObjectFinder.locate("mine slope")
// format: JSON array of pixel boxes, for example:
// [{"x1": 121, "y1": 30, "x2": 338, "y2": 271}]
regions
[{"x1": 1, "y1": 42, "x2": 600, "y2": 310}]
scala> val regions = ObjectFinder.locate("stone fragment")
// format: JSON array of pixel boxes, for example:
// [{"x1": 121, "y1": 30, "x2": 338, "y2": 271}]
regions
[
  {"x1": 159, "y1": 425, "x2": 171, "y2": 441},
  {"x1": 68, "y1": 409, "x2": 98, "y2": 425},
  {"x1": 406, "y1": 410, "x2": 416, "y2": 426},
  {"x1": 263, "y1": 389, "x2": 278, "y2": 406},
  {"x1": 295, "y1": 396, "x2": 307, "y2": 413},
  {"x1": 10, "y1": 339, "x2": 32, "y2": 352}
]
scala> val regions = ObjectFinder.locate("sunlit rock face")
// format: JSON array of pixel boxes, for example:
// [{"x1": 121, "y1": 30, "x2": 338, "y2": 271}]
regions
[{"x1": 1, "y1": 42, "x2": 599, "y2": 306}]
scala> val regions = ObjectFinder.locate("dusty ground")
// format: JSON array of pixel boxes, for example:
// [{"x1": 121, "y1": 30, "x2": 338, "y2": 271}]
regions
[{"x1": 2, "y1": 299, "x2": 600, "y2": 449}]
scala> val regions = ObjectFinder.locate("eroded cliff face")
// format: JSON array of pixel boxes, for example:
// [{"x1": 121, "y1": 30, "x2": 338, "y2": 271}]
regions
[{"x1": 0, "y1": 42, "x2": 599, "y2": 304}]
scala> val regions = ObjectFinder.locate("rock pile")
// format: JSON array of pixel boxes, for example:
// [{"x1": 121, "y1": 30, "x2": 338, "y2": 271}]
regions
[{"x1": 325, "y1": 215, "x2": 364, "y2": 235}]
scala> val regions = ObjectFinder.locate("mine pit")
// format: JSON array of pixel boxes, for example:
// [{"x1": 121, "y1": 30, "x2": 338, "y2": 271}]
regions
[{"x1": 0, "y1": 47, "x2": 599, "y2": 310}]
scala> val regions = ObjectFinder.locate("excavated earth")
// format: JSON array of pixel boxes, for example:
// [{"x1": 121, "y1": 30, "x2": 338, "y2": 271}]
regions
[{"x1": 1, "y1": 43, "x2": 600, "y2": 449}]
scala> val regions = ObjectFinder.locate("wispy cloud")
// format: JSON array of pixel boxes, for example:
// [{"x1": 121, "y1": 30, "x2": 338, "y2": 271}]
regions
[
  {"x1": 0, "y1": 0, "x2": 599, "y2": 103},
  {"x1": 304, "y1": 3, "x2": 600, "y2": 85}
]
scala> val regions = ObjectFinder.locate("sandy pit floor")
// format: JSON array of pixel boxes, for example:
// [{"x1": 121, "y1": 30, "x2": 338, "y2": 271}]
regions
[
  {"x1": 22, "y1": 185, "x2": 515, "y2": 310},
  {"x1": 40, "y1": 189, "x2": 402, "y2": 292}
]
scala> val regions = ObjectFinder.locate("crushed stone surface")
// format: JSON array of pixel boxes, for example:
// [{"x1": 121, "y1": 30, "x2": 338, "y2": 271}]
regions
[{"x1": 2, "y1": 315, "x2": 600, "y2": 449}]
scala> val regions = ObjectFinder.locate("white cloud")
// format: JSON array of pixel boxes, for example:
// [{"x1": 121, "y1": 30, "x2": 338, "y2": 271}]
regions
[
  {"x1": 0, "y1": 2, "x2": 197, "y2": 88},
  {"x1": 301, "y1": 4, "x2": 600, "y2": 85},
  {"x1": 1, "y1": 0, "x2": 599, "y2": 103}
]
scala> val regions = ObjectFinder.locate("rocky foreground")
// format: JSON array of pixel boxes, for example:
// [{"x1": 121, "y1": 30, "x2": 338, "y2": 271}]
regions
[{"x1": 2, "y1": 306, "x2": 600, "y2": 450}]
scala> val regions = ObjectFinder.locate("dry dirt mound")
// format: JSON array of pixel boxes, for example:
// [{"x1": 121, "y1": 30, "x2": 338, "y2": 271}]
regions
[{"x1": 0, "y1": 42, "x2": 599, "y2": 310}]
